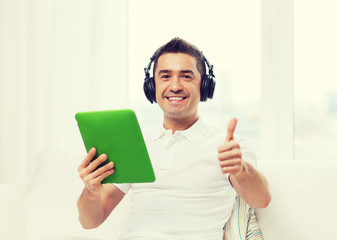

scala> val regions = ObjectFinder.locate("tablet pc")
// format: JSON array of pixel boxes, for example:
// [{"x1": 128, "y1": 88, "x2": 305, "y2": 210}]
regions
[{"x1": 75, "y1": 109, "x2": 156, "y2": 184}]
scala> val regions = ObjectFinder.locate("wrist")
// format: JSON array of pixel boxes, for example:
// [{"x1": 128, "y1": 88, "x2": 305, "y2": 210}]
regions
[
  {"x1": 230, "y1": 160, "x2": 249, "y2": 180},
  {"x1": 84, "y1": 186, "x2": 101, "y2": 198}
]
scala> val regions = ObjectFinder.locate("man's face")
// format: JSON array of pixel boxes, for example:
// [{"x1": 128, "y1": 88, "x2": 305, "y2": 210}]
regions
[{"x1": 154, "y1": 53, "x2": 201, "y2": 122}]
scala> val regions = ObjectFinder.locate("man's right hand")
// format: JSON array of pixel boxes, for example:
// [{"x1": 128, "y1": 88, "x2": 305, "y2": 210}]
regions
[{"x1": 78, "y1": 147, "x2": 115, "y2": 195}]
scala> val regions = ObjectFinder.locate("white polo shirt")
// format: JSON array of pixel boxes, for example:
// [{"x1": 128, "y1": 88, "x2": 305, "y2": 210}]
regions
[{"x1": 115, "y1": 118, "x2": 257, "y2": 240}]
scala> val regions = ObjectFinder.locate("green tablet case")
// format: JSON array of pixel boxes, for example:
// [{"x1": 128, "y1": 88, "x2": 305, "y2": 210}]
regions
[{"x1": 75, "y1": 109, "x2": 156, "y2": 184}]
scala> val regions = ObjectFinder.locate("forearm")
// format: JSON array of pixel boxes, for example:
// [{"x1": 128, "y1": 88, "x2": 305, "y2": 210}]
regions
[
  {"x1": 229, "y1": 161, "x2": 271, "y2": 208},
  {"x1": 77, "y1": 187, "x2": 104, "y2": 229}
]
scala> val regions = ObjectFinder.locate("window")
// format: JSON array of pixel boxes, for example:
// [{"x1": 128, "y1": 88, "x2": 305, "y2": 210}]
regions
[{"x1": 294, "y1": 0, "x2": 337, "y2": 161}]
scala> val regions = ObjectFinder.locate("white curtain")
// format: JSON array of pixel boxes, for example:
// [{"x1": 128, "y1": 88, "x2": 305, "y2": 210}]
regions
[{"x1": 0, "y1": 0, "x2": 129, "y2": 182}]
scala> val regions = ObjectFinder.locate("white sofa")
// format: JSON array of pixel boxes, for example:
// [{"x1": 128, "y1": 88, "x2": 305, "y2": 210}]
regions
[{"x1": 1, "y1": 150, "x2": 337, "y2": 240}]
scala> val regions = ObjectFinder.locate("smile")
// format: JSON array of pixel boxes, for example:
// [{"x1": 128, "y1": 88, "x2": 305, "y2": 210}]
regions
[{"x1": 167, "y1": 97, "x2": 186, "y2": 101}]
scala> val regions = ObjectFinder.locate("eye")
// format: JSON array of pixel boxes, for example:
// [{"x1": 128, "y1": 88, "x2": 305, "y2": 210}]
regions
[
  {"x1": 160, "y1": 75, "x2": 170, "y2": 81},
  {"x1": 182, "y1": 75, "x2": 192, "y2": 81}
]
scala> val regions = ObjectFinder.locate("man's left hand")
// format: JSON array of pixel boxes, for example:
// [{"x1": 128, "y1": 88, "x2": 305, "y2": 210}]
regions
[{"x1": 217, "y1": 118, "x2": 244, "y2": 176}]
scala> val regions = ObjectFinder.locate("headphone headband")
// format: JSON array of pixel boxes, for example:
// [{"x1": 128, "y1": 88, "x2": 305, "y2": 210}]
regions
[
  {"x1": 144, "y1": 51, "x2": 157, "y2": 79},
  {"x1": 201, "y1": 52, "x2": 214, "y2": 78},
  {"x1": 144, "y1": 51, "x2": 214, "y2": 80}
]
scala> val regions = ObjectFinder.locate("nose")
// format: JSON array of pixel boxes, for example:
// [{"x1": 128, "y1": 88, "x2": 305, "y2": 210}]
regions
[{"x1": 169, "y1": 76, "x2": 183, "y2": 92}]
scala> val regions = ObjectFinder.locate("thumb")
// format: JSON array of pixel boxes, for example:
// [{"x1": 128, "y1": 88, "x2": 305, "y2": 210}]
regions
[{"x1": 225, "y1": 118, "x2": 237, "y2": 142}]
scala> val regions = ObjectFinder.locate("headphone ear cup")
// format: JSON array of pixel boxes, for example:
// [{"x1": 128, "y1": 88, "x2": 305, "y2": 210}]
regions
[
  {"x1": 208, "y1": 75, "x2": 216, "y2": 99},
  {"x1": 200, "y1": 74, "x2": 216, "y2": 102},
  {"x1": 200, "y1": 75, "x2": 207, "y2": 102},
  {"x1": 143, "y1": 77, "x2": 156, "y2": 103}
]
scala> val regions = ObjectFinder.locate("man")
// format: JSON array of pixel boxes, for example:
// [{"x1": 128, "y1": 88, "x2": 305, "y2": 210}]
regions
[{"x1": 77, "y1": 38, "x2": 271, "y2": 239}]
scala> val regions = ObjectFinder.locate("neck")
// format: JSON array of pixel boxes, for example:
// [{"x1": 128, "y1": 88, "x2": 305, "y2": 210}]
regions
[{"x1": 163, "y1": 114, "x2": 199, "y2": 134}]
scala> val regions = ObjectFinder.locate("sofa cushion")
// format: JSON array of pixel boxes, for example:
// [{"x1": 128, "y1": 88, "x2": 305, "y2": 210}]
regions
[
  {"x1": 0, "y1": 182, "x2": 30, "y2": 240},
  {"x1": 25, "y1": 150, "x2": 130, "y2": 240},
  {"x1": 256, "y1": 160, "x2": 337, "y2": 240}
]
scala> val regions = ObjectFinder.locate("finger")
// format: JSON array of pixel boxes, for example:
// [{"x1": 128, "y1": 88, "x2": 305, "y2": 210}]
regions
[
  {"x1": 221, "y1": 165, "x2": 241, "y2": 175},
  {"x1": 86, "y1": 153, "x2": 108, "y2": 173},
  {"x1": 96, "y1": 168, "x2": 115, "y2": 183},
  {"x1": 217, "y1": 141, "x2": 240, "y2": 153},
  {"x1": 88, "y1": 168, "x2": 115, "y2": 187},
  {"x1": 219, "y1": 158, "x2": 242, "y2": 168},
  {"x1": 79, "y1": 153, "x2": 108, "y2": 178},
  {"x1": 88, "y1": 161, "x2": 114, "y2": 180},
  {"x1": 78, "y1": 147, "x2": 96, "y2": 171},
  {"x1": 217, "y1": 149, "x2": 242, "y2": 161},
  {"x1": 85, "y1": 165, "x2": 115, "y2": 186},
  {"x1": 225, "y1": 118, "x2": 237, "y2": 142}
]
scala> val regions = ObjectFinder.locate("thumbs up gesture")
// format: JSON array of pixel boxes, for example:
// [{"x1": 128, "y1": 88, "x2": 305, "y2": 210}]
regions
[{"x1": 217, "y1": 118, "x2": 243, "y2": 176}]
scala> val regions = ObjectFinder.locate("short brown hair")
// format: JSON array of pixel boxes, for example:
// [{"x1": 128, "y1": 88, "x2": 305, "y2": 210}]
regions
[{"x1": 152, "y1": 38, "x2": 206, "y2": 79}]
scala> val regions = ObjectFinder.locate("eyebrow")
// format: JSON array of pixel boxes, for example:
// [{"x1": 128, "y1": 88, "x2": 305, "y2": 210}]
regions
[
  {"x1": 180, "y1": 70, "x2": 195, "y2": 75},
  {"x1": 158, "y1": 70, "x2": 171, "y2": 75},
  {"x1": 158, "y1": 69, "x2": 195, "y2": 75}
]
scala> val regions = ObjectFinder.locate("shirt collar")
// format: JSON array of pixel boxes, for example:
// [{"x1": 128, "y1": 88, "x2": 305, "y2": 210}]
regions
[{"x1": 153, "y1": 117, "x2": 208, "y2": 143}]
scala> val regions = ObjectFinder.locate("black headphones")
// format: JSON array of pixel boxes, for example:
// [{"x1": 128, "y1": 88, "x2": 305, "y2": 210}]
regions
[{"x1": 143, "y1": 51, "x2": 216, "y2": 103}]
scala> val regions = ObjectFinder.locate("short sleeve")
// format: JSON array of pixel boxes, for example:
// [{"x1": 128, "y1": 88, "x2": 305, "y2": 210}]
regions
[{"x1": 114, "y1": 183, "x2": 132, "y2": 194}]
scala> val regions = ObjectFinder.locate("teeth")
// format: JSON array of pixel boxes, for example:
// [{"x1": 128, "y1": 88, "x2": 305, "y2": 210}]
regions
[{"x1": 168, "y1": 97, "x2": 183, "y2": 100}]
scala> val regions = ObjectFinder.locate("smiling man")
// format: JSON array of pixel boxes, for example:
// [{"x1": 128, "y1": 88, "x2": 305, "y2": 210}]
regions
[{"x1": 77, "y1": 38, "x2": 271, "y2": 240}]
